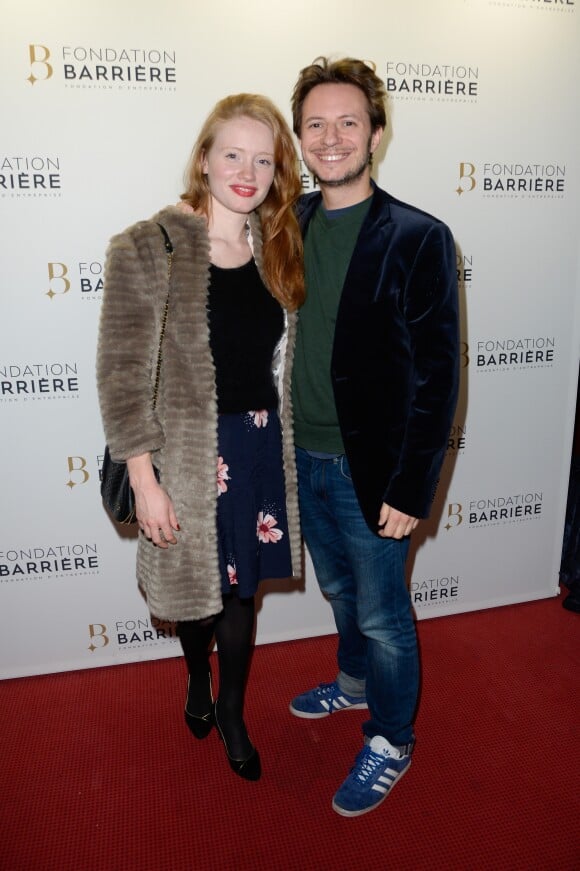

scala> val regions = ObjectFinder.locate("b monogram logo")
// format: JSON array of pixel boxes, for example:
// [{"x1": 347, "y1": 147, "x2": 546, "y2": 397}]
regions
[
  {"x1": 66, "y1": 456, "x2": 89, "y2": 489},
  {"x1": 456, "y1": 162, "x2": 476, "y2": 195},
  {"x1": 27, "y1": 45, "x2": 53, "y2": 85},
  {"x1": 88, "y1": 624, "x2": 109, "y2": 652},
  {"x1": 444, "y1": 503, "x2": 463, "y2": 531},
  {"x1": 46, "y1": 263, "x2": 70, "y2": 299}
]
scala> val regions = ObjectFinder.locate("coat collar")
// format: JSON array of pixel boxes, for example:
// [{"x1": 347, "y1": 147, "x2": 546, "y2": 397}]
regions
[{"x1": 151, "y1": 206, "x2": 268, "y2": 291}]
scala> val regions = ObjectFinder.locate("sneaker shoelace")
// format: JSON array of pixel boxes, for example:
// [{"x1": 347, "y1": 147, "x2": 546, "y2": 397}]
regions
[
  {"x1": 352, "y1": 746, "x2": 388, "y2": 785},
  {"x1": 314, "y1": 682, "x2": 338, "y2": 702},
  {"x1": 316, "y1": 683, "x2": 334, "y2": 695}
]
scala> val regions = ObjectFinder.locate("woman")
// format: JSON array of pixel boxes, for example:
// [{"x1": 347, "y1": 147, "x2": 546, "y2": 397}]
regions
[{"x1": 97, "y1": 94, "x2": 304, "y2": 782}]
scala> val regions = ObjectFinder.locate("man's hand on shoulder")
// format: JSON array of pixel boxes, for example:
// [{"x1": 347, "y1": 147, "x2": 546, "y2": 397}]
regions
[{"x1": 378, "y1": 503, "x2": 419, "y2": 539}]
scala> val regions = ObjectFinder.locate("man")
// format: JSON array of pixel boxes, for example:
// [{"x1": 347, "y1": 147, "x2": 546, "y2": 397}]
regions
[{"x1": 290, "y1": 57, "x2": 459, "y2": 817}]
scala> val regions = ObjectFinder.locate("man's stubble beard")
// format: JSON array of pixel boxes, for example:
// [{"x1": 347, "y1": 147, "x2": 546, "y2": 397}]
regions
[{"x1": 305, "y1": 135, "x2": 373, "y2": 189}]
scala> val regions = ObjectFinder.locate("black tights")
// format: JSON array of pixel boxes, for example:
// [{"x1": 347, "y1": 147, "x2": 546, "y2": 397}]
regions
[{"x1": 177, "y1": 594, "x2": 255, "y2": 758}]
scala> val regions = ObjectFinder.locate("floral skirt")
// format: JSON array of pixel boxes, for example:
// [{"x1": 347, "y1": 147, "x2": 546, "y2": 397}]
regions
[{"x1": 216, "y1": 409, "x2": 292, "y2": 597}]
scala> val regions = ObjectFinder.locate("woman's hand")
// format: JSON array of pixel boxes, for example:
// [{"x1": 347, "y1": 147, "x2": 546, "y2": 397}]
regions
[{"x1": 127, "y1": 454, "x2": 179, "y2": 548}]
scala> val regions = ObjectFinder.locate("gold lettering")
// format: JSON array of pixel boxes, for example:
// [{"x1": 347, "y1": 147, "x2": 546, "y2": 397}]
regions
[
  {"x1": 457, "y1": 162, "x2": 476, "y2": 195},
  {"x1": 445, "y1": 503, "x2": 463, "y2": 531},
  {"x1": 47, "y1": 262, "x2": 70, "y2": 298},
  {"x1": 88, "y1": 623, "x2": 109, "y2": 651},
  {"x1": 27, "y1": 44, "x2": 53, "y2": 85},
  {"x1": 67, "y1": 456, "x2": 89, "y2": 488}
]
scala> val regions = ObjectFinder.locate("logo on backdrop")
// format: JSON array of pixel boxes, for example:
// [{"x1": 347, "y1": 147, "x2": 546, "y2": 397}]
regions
[
  {"x1": 456, "y1": 252, "x2": 473, "y2": 289},
  {"x1": 46, "y1": 260, "x2": 104, "y2": 301},
  {"x1": 66, "y1": 454, "x2": 109, "y2": 491},
  {"x1": 0, "y1": 543, "x2": 99, "y2": 580},
  {"x1": 87, "y1": 617, "x2": 178, "y2": 653},
  {"x1": 0, "y1": 362, "x2": 80, "y2": 403},
  {"x1": 444, "y1": 491, "x2": 543, "y2": 530},
  {"x1": 0, "y1": 156, "x2": 62, "y2": 197},
  {"x1": 384, "y1": 61, "x2": 479, "y2": 102},
  {"x1": 411, "y1": 574, "x2": 461, "y2": 607},
  {"x1": 299, "y1": 160, "x2": 319, "y2": 193},
  {"x1": 66, "y1": 455, "x2": 93, "y2": 489},
  {"x1": 447, "y1": 423, "x2": 467, "y2": 456},
  {"x1": 26, "y1": 44, "x2": 177, "y2": 90},
  {"x1": 456, "y1": 162, "x2": 566, "y2": 198},
  {"x1": 476, "y1": 336, "x2": 556, "y2": 372}
]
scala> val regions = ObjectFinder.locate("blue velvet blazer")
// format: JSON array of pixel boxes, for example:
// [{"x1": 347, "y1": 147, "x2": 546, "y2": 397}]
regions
[{"x1": 296, "y1": 184, "x2": 459, "y2": 532}]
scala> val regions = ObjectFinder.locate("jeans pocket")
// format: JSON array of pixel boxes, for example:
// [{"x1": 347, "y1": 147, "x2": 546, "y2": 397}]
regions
[{"x1": 338, "y1": 454, "x2": 352, "y2": 482}]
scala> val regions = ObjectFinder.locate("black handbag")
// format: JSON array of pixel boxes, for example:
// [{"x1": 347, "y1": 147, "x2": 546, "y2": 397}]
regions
[{"x1": 100, "y1": 223, "x2": 173, "y2": 523}]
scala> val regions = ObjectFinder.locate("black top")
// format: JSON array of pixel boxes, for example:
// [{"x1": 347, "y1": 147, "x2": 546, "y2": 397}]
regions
[{"x1": 208, "y1": 258, "x2": 283, "y2": 413}]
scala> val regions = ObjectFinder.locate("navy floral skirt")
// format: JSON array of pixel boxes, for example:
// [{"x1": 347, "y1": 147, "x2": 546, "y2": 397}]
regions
[{"x1": 216, "y1": 409, "x2": 292, "y2": 597}]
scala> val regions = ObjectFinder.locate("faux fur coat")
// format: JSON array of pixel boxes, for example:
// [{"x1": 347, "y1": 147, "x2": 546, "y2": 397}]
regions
[{"x1": 97, "y1": 206, "x2": 301, "y2": 621}]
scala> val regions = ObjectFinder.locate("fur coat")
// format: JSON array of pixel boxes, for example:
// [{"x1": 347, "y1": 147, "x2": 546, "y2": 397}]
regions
[{"x1": 97, "y1": 206, "x2": 301, "y2": 621}]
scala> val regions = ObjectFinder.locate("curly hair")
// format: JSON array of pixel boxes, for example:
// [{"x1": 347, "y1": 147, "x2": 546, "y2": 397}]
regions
[
  {"x1": 291, "y1": 56, "x2": 387, "y2": 137},
  {"x1": 181, "y1": 94, "x2": 304, "y2": 311}
]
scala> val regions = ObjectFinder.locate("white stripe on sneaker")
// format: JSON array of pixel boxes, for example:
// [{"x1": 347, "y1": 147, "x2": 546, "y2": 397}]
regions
[
  {"x1": 372, "y1": 768, "x2": 399, "y2": 794},
  {"x1": 321, "y1": 695, "x2": 352, "y2": 712}
]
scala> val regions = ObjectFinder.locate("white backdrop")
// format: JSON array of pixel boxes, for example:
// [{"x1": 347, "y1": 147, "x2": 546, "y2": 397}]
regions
[{"x1": 2, "y1": 0, "x2": 579, "y2": 678}]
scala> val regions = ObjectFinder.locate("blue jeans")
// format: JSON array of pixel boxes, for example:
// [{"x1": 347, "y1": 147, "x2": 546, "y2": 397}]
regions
[{"x1": 296, "y1": 447, "x2": 419, "y2": 747}]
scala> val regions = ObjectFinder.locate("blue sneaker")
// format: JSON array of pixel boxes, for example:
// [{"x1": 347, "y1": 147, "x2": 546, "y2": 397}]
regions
[
  {"x1": 289, "y1": 681, "x2": 368, "y2": 719},
  {"x1": 332, "y1": 735, "x2": 411, "y2": 817}
]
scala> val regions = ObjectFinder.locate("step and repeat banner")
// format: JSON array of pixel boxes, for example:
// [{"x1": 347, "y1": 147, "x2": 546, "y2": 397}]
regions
[{"x1": 2, "y1": 0, "x2": 579, "y2": 678}]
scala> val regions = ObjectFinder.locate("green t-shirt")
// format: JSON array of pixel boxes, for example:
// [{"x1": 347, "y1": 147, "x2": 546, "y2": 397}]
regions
[{"x1": 292, "y1": 196, "x2": 372, "y2": 453}]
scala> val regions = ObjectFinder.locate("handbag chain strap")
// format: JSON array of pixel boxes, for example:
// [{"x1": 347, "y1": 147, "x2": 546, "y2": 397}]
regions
[{"x1": 152, "y1": 223, "x2": 173, "y2": 410}]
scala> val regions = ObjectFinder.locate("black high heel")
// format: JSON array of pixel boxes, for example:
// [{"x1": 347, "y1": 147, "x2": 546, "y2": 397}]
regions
[
  {"x1": 184, "y1": 673, "x2": 214, "y2": 740},
  {"x1": 214, "y1": 701, "x2": 261, "y2": 781}
]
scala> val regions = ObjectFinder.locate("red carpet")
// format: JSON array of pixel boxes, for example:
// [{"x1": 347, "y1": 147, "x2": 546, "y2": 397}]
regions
[{"x1": 1, "y1": 596, "x2": 578, "y2": 871}]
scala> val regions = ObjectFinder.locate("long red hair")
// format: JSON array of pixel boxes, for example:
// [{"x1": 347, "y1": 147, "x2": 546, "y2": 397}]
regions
[{"x1": 182, "y1": 94, "x2": 304, "y2": 311}]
